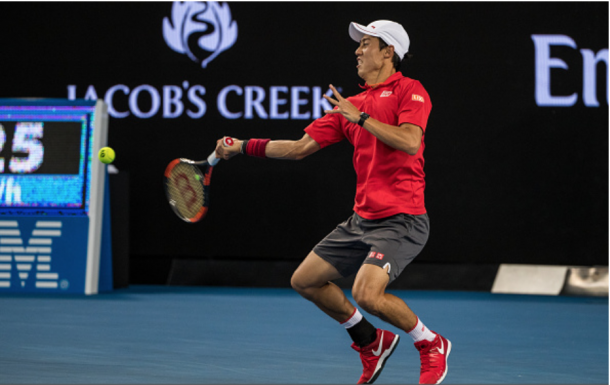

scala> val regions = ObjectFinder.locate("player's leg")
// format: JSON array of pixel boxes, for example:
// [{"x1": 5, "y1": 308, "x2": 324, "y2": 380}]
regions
[
  {"x1": 292, "y1": 251, "x2": 394, "y2": 385},
  {"x1": 353, "y1": 265, "x2": 440, "y2": 345},
  {"x1": 354, "y1": 213, "x2": 451, "y2": 384},
  {"x1": 354, "y1": 212, "x2": 429, "y2": 333},
  {"x1": 290, "y1": 250, "x2": 353, "y2": 322},
  {"x1": 352, "y1": 263, "x2": 418, "y2": 331},
  {"x1": 292, "y1": 214, "x2": 393, "y2": 384},
  {"x1": 291, "y1": 249, "x2": 382, "y2": 343},
  {"x1": 353, "y1": 264, "x2": 451, "y2": 384}
]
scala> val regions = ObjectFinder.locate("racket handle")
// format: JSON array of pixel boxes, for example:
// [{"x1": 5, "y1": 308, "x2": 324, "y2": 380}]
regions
[{"x1": 208, "y1": 137, "x2": 234, "y2": 166}]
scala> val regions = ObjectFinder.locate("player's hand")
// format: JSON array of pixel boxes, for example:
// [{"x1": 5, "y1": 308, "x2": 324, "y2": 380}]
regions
[
  {"x1": 323, "y1": 84, "x2": 361, "y2": 124},
  {"x1": 215, "y1": 137, "x2": 240, "y2": 160}
]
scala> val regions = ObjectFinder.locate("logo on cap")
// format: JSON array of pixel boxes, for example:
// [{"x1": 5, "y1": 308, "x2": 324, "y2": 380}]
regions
[{"x1": 163, "y1": 1, "x2": 238, "y2": 69}]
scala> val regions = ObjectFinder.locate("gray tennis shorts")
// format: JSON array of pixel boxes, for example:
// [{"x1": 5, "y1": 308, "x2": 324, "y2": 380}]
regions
[{"x1": 313, "y1": 212, "x2": 429, "y2": 283}]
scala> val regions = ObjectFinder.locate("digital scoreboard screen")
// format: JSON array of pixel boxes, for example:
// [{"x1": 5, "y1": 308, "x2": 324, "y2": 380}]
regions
[
  {"x1": 0, "y1": 99, "x2": 111, "y2": 294},
  {"x1": 0, "y1": 100, "x2": 96, "y2": 213}
]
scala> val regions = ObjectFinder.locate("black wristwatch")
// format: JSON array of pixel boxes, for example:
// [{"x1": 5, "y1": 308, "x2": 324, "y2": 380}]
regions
[{"x1": 358, "y1": 112, "x2": 370, "y2": 127}]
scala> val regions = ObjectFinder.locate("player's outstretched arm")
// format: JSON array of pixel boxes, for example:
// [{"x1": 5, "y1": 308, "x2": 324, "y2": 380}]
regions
[
  {"x1": 266, "y1": 134, "x2": 320, "y2": 160},
  {"x1": 215, "y1": 133, "x2": 320, "y2": 161}
]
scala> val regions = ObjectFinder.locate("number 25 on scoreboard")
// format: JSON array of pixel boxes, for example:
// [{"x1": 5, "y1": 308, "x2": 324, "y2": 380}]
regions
[{"x1": 0, "y1": 122, "x2": 44, "y2": 174}]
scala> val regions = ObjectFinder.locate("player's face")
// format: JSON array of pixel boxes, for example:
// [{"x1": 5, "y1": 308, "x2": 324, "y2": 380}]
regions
[{"x1": 355, "y1": 35, "x2": 386, "y2": 80}]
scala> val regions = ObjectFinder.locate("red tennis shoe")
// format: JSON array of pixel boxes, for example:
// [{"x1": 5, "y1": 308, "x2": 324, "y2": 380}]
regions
[
  {"x1": 351, "y1": 328, "x2": 400, "y2": 384},
  {"x1": 414, "y1": 332, "x2": 451, "y2": 384}
]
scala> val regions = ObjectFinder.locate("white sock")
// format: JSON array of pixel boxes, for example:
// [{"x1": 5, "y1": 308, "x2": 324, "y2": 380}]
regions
[
  {"x1": 340, "y1": 308, "x2": 363, "y2": 329},
  {"x1": 407, "y1": 317, "x2": 436, "y2": 342}
]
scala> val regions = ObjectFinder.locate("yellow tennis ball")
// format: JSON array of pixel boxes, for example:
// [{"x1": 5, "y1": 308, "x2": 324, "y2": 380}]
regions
[{"x1": 98, "y1": 147, "x2": 115, "y2": 164}]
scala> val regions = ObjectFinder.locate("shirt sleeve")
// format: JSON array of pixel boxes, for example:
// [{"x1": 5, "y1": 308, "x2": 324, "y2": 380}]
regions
[
  {"x1": 397, "y1": 81, "x2": 432, "y2": 132},
  {"x1": 304, "y1": 108, "x2": 346, "y2": 149}
]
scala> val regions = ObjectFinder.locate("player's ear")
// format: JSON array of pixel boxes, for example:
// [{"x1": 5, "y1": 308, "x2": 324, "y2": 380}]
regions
[{"x1": 385, "y1": 45, "x2": 395, "y2": 58}]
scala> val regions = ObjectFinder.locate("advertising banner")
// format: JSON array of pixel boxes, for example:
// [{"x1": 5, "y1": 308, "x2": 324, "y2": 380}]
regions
[{"x1": 0, "y1": 2, "x2": 606, "y2": 265}]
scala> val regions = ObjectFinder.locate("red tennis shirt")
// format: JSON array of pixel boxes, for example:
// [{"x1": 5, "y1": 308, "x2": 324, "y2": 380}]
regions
[{"x1": 304, "y1": 72, "x2": 432, "y2": 219}]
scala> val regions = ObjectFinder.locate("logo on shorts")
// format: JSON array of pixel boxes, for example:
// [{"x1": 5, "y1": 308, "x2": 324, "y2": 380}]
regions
[
  {"x1": 383, "y1": 262, "x2": 391, "y2": 274},
  {"x1": 368, "y1": 251, "x2": 385, "y2": 260}
]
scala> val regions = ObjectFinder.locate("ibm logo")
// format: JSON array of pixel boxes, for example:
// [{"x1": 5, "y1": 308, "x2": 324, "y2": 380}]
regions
[{"x1": 0, "y1": 220, "x2": 66, "y2": 289}]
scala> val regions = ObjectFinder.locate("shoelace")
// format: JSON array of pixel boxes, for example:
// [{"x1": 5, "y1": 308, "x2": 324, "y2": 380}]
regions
[{"x1": 420, "y1": 347, "x2": 440, "y2": 370}]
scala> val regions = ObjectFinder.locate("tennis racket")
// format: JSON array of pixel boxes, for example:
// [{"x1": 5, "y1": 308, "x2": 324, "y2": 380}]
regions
[{"x1": 163, "y1": 137, "x2": 233, "y2": 223}]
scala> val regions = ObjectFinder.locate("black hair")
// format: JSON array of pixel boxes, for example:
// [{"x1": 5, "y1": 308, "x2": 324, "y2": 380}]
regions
[{"x1": 377, "y1": 38, "x2": 412, "y2": 71}]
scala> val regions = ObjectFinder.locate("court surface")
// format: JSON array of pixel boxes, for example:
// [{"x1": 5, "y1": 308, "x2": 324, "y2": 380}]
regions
[{"x1": 0, "y1": 286, "x2": 607, "y2": 384}]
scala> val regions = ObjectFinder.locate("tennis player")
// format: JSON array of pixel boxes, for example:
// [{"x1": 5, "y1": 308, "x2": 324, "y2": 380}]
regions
[{"x1": 216, "y1": 20, "x2": 450, "y2": 384}]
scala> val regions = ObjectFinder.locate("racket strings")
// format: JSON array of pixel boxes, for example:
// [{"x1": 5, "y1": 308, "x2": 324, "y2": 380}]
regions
[{"x1": 166, "y1": 163, "x2": 205, "y2": 220}]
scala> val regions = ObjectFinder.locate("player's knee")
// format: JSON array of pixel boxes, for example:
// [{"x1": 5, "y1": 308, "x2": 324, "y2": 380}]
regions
[
  {"x1": 290, "y1": 272, "x2": 303, "y2": 292},
  {"x1": 353, "y1": 287, "x2": 382, "y2": 316},
  {"x1": 290, "y1": 272, "x2": 312, "y2": 298}
]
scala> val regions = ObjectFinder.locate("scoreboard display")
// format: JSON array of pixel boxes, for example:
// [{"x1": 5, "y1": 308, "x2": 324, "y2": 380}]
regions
[
  {"x1": 0, "y1": 99, "x2": 112, "y2": 294},
  {"x1": 0, "y1": 101, "x2": 96, "y2": 211}
]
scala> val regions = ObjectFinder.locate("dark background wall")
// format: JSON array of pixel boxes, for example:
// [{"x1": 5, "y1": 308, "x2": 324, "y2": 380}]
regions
[{"x1": 0, "y1": 2, "x2": 607, "y2": 284}]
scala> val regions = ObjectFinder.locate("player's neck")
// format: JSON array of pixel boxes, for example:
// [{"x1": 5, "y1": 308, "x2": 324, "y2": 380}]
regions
[{"x1": 364, "y1": 64, "x2": 396, "y2": 88}]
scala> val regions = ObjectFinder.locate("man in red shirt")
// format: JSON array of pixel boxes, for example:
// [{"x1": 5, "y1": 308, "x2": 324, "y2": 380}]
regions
[{"x1": 216, "y1": 20, "x2": 451, "y2": 385}]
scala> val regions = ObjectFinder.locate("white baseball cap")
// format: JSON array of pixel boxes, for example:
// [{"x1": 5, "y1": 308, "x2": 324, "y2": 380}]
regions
[{"x1": 349, "y1": 20, "x2": 410, "y2": 60}]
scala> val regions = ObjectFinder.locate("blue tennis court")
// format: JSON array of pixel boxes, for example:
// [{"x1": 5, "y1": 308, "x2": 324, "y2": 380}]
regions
[{"x1": 0, "y1": 286, "x2": 606, "y2": 384}]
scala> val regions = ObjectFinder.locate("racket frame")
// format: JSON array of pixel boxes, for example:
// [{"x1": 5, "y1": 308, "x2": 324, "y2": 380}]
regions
[{"x1": 163, "y1": 137, "x2": 233, "y2": 223}]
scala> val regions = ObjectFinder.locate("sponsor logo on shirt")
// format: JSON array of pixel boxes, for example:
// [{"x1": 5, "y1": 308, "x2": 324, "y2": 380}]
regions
[
  {"x1": 412, "y1": 94, "x2": 425, "y2": 103},
  {"x1": 380, "y1": 91, "x2": 393, "y2": 97}
]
